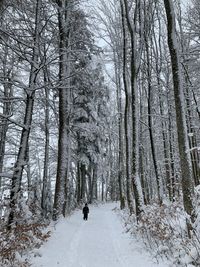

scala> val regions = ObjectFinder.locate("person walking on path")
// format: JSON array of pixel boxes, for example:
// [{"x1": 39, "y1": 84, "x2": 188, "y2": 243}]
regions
[{"x1": 83, "y1": 203, "x2": 89, "y2": 220}]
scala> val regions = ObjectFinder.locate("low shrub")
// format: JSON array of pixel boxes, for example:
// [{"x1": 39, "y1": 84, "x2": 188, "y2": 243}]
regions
[{"x1": 0, "y1": 223, "x2": 51, "y2": 267}]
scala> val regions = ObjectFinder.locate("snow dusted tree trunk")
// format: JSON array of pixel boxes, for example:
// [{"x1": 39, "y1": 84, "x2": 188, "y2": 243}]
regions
[
  {"x1": 26, "y1": 144, "x2": 32, "y2": 201},
  {"x1": 117, "y1": 82, "x2": 125, "y2": 209},
  {"x1": 184, "y1": 73, "x2": 200, "y2": 186},
  {"x1": 163, "y1": 0, "x2": 195, "y2": 222},
  {"x1": 138, "y1": 79, "x2": 148, "y2": 205},
  {"x1": 144, "y1": 31, "x2": 162, "y2": 204},
  {"x1": 186, "y1": 95, "x2": 200, "y2": 186},
  {"x1": 0, "y1": 0, "x2": 6, "y2": 190},
  {"x1": 0, "y1": 75, "x2": 13, "y2": 189},
  {"x1": 167, "y1": 93, "x2": 176, "y2": 201},
  {"x1": 41, "y1": 69, "x2": 52, "y2": 218},
  {"x1": 159, "y1": 93, "x2": 172, "y2": 200},
  {"x1": 114, "y1": 51, "x2": 125, "y2": 209},
  {"x1": 76, "y1": 162, "x2": 81, "y2": 204},
  {"x1": 87, "y1": 163, "x2": 92, "y2": 203},
  {"x1": 87, "y1": 163, "x2": 97, "y2": 204},
  {"x1": 53, "y1": 0, "x2": 71, "y2": 220},
  {"x1": 152, "y1": 7, "x2": 173, "y2": 201},
  {"x1": 80, "y1": 163, "x2": 86, "y2": 202},
  {"x1": 177, "y1": 9, "x2": 200, "y2": 187},
  {"x1": 7, "y1": 0, "x2": 41, "y2": 228},
  {"x1": 94, "y1": 0, "x2": 125, "y2": 208},
  {"x1": 110, "y1": 3, "x2": 125, "y2": 208},
  {"x1": 123, "y1": 0, "x2": 143, "y2": 218},
  {"x1": 120, "y1": 0, "x2": 134, "y2": 213},
  {"x1": 91, "y1": 164, "x2": 98, "y2": 202}
]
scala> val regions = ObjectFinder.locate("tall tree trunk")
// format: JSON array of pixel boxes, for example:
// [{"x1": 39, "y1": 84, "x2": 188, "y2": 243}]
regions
[
  {"x1": 159, "y1": 97, "x2": 172, "y2": 200},
  {"x1": 163, "y1": 0, "x2": 195, "y2": 223},
  {"x1": 87, "y1": 163, "x2": 93, "y2": 204},
  {"x1": 0, "y1": 76, "x2": 13, "y2": 217},
  {"x1": 139, "y1": 70, "x2": 149, "y2": 205},
  {"x1": 185, "y1": 76, "x2": 200, "y2": 186},
  {"x1": 145, "y1": 35, "x2": 162, "y2": 203},
  {"x1": 41, "y1": 69, "x2": 52, "y2": 218},
  {"x1": 76, "y1": 162, "x2": 81, "y2": 204},
  {"x1": 101, "y1": 175, "x2": 104, "y2": 202},
  {"x1": 7, "y1": 0, "x2": 41, "y2": 228},
  {"x1": 91, "y1": 164, "x2": 97, "y2": 202},
  {"x1": 167, "y1": 94, "x2": 176, "y2": 201},
  {"x1": 120, "y1": 0, "x2": 134, "y2": 213},
  {"x1": 0, "y1": 80, "x2": 13, "y2": 189},
  {"x1": 139, "y1": 144, "x2": 147, "y2": 205},
  {"x1": 26, "y1": 144, "x2": 32, "y2": 201},
  {"x1": 80, "y1": 163, "x2": 86, "y2": 201},
  {"x1": 0, "y1": 37, "x2": 15, "y2": 191},
  {"x1": 123, "y1": 0, "x2": 143, "y2": 218},
  {"x1": 178, "y1": 13, "x2": 200, "y2": 187},
  {"x1": 153, "y1": 4, "x2": 172, "y2": 201},
  {"x1": 114, "y1": 52, "x2": 125, "y2": 209},
  {"x1": 53, "y1": 0, "x2": 71, "y2": 220}
]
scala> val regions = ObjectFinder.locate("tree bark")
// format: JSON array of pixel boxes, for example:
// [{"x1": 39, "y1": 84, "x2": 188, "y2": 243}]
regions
[
  {"x1": 120, "y1": 0, "x2": 134, "y2": 213},
  {"x1": 0, "y1": 79, "x2": 13, "y2": 189},
  {"x1": 76, "y1": 162, "x2": 81, "y2": 204},
  {"x1": 41, "y1": 69, "x2": 52, "y2": 218},
  {"x1": 80, "y1": 163, "x2": 86, "y2": 201},
  {"x1": 53, "y1": 0, "x2": 71, "y2": 220},
  {"x1": 114, "y1": 49, "x2": 125, "y2": 209},
  {"x1": 123, "y1": 0, "x2": 143, "y2": 218},
  {"x1": 145, "y1": 34, "x2": 162, "y2": 203},
  {"x1": 8, "y1": 0, "x2": 41, "y2": 228},
  {"x1": 163, "y1": 0, "x2": 195, "y2": 222}
]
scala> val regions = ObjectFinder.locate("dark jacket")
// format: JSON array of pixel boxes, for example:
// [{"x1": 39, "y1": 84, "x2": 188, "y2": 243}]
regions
[{"x1": 83, "y1": 206, "x2": 89, "y2": 214}]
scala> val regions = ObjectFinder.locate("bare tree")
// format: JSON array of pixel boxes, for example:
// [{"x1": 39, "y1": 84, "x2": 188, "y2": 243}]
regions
[
  {"x1": 8, "y1": 0, "x2": 42, "y2": 228},
  {"x1": 122, "y1": 0, "x2": 143, "y2": 218},
  {"x1": 163, "y1": 0, "x2": 195, "y2": 225},
  {"x1": 41, "y1": 66, "x2": 52, "y2": 219},
  {"x1": 53, "y1": 0, "x2": 72, "y2": 220}
]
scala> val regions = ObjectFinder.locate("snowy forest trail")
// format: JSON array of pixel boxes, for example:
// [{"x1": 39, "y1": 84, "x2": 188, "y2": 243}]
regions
[{"x1": 31, "y1": 203, "x2": 168, "y2": 267}]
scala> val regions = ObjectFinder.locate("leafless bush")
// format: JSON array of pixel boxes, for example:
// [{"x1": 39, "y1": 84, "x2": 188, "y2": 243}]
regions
[{"x1": 121, "y1": 201, "x2": 200, "y2": 266}]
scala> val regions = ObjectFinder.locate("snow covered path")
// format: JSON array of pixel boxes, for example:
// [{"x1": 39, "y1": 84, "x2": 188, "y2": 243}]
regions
[{"x1": 31, "y1": 203, "x2": 168, "y2": 267}]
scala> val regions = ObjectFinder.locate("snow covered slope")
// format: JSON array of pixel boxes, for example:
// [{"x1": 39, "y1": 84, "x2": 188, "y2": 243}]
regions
[{"x1": 31, "y1": 203, "x2": 169, "y2": 267}]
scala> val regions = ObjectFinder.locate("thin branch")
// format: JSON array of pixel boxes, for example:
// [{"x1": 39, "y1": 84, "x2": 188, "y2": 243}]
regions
[{"x1": 0, "y1": 113, "x2": 26, "y2": 129}]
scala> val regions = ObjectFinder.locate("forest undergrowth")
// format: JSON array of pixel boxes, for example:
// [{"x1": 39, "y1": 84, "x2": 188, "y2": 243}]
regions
[
  {"x1": 119, "y1": 186, "x2": 200, "y2": 267},
  {"x1": 0, "y1": 202, "x2": 51, "y2": 267}
]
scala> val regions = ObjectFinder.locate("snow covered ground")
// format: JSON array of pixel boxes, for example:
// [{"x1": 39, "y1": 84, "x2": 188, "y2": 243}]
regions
[{"x1": 31, "y1": 203, "x2": 169, "y2": 267}]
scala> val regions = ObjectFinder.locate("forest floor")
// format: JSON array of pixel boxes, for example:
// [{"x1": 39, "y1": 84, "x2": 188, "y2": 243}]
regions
[{"x1": 31, "y1": 202, "x2": 169, "y2": 267}]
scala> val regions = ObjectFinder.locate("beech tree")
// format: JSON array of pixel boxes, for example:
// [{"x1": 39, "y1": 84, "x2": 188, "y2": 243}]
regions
[
  {"x1": 182, "y1": 0, "x2": 200, "y2": 186},
  {"x1": 163, "y1": 0, "x2": 195, "y2": 223},
  {"x1": 52, "y1": 0, "x2": 73, "y2": 220},
  {"x1": 122, "y1": 0, "x2": 144, "y2": 217},
  {"x1": 8, "y1": 0, "x2": 42, "y2": 227},
  {"x1": 95, "y1": 0, "x2": 126, "y2": 208}
]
